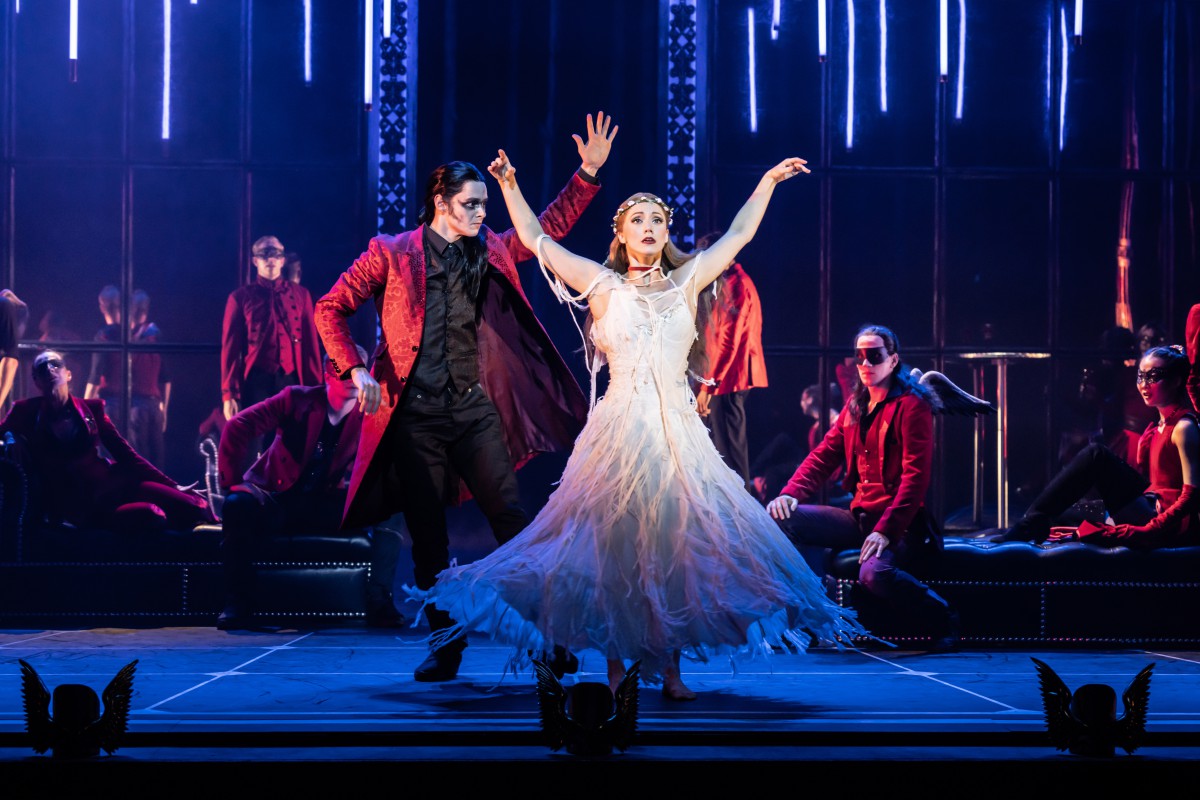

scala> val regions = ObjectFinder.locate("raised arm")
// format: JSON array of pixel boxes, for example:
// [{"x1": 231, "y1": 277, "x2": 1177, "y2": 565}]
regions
[
  {"x1": 488, "y1": 149, "x2": 606, "y2": 296},
  {"x1": 688, "y1": 157, "x2": 811, "y2": 291}
]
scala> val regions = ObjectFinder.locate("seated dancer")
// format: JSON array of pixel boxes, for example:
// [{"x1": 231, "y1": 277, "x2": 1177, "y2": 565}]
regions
[
  {"x1": 0, "y1": 350, "x2": 212, "y2": 532},
  {"x1": 768, "y1": 325, "x2": 961, "y2": 652},
  {"x1": 995, "y1": 344, "x2": 1198, "y2": 548},
  {"x1": 415, "y1": 148, "x2": 866, "y2": 701},
  {"x1": 215, "y1": 347, "x2": 406, "y2": 631}
]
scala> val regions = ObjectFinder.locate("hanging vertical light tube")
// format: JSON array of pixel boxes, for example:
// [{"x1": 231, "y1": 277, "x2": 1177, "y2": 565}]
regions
[
  {"x1": 162, "y1": 0, "x2": 172, "y2": 139},
  {"x1": 15, "y1": 0, "x2": 20, "y2": 13},
  {"x1": 771, "y1": 0, "x2": 780, "y2": 40},
  {"x1": 938, "y1": 0, "x2": 948, "y2": 81},
  {"x1": 955, "y1": 0, "x2": 966, "y2": 119},
  {"x1": 69, "y1": 0, "x2": 79, "y2": 82},
  {"x1": 1074, "y1": 0, "x2": 1083, "y2": 44},
  {"x1": 846, "y1": 0, "x2": 856, "y2": 149},
  {"x1": 879, "y1": 0, "x2": 887, "y2": 112},
  {"x1": 363, "y1": 0, "x2": 374, "y2": 109},
  {"x1": 304, "y1": 0, "x2": 313, "y2": 84},
  {"x1": 1059, "y1": 6, "x2": 1068, "y2": 151},
  {"x1": 817, "y1": 0, "x2": 827, "y2": 61},
  {"x1": 384, "y1": 0, "x2": 393, "y2": 39},
  {"x1": 748, "y1": 8, "x2": 758, "y2": 133}
]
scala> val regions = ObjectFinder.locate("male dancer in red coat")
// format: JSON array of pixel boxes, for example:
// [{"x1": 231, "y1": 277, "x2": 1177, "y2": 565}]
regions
[
  {"x1": 768, "y1": 325, "x2": 959, "y2": 652},
  {"x1": 216, "y1": 346, "x2": 405, "y2": 631},
  {"x1": 315, "y1": 112, "x2": 617, "y2": 681},
  {"x1": 0, "y1": 350, "x2": 211, "y2": 532}
]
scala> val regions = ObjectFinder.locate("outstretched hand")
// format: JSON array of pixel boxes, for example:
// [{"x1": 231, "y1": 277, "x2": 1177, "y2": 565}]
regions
[
  {"x1": 573, "y1": 110, "x2": 619, "y2": 176},
  {"x1": 487, "y1": 149, "x2": 517, "y2": 190},
  {"x1": 765, "y1": 157, "x2": 811, "y2": 183}
]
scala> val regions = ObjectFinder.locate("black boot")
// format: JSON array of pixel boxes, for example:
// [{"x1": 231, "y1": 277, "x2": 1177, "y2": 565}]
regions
[
  {"x1": 414, "y1": 605, "x2": 466, "y2": 681},
  {"x1": 993, "y1": 515, "x2": 1052, "y2": 544},
  {"x1": 366, "y1": 590, "x2": 408, "y2": 628},
  {"x1": 414, "y1": 638, "x2": 466, "y2": 682},
  {"x1": 921, "y1": 589, "x2": 961, "y2": 653}
]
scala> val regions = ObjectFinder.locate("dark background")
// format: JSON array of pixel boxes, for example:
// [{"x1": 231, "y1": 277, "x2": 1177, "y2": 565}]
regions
[{"x1": 2, "y1": 0, "x2": 1197, "y2": 528}]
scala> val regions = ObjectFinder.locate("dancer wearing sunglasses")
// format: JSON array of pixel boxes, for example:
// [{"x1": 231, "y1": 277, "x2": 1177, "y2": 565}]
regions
[
  {"x1": 0, "y1": 350, "x2": 214, "y2": 533},
  {"x1": 994, "y1": 344, "x2": 1198, "y2": 548},
  {"x1": 767, "y1": 324, "x2": 960, "y2": 652}
]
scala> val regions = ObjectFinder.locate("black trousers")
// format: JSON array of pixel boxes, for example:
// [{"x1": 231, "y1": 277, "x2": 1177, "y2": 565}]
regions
[
  {"x1": 706, "y1": 390, "x2": 751, "y2": 489},
  {"x1": 1023, "y1": 442, "x2": 1155, "y2": 527},
  {"x1": 220, "y1": 487, "x2": 401, "y2": 612},
  {"x1": 388, "y1": 382, "x2": 528, "y2": 633}
]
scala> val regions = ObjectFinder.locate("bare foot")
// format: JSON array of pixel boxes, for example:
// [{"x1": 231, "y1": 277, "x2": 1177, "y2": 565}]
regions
[
  {"x1": 661, "y1": 674, "x2": 697, "y2": 701},
  {"x1": 607, "y1": 658, "x2": 626, "y2": 695}
]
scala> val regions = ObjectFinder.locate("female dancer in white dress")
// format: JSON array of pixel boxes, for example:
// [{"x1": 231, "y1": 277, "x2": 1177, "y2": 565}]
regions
[{"x1": 417, "y1": 149, "x2": 866, "y2": 700}]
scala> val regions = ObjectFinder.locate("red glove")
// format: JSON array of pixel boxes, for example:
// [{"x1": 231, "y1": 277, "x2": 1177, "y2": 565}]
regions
[{"x1": 1106, "y1": 485, "x2": 1197, "y2": 547}]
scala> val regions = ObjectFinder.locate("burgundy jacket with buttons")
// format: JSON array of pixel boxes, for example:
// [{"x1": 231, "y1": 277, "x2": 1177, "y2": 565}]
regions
[
  {"x1": 218, "y1": 385, "x2": 360, "y2": 497},
  {"x1": 315, "y1": 172, "x2": 598, "y2": 528},
  {"x1": 780, "y1": 387, "x2": 935, "y2": 544},
  {"x1": 221, "y1": 276, "x2": 323, "y2": 403}
]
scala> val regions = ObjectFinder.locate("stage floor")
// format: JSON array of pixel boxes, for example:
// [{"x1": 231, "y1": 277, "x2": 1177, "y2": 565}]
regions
[{"x1": 2, "y1": 625, "x2": 1200, "y2": 788}]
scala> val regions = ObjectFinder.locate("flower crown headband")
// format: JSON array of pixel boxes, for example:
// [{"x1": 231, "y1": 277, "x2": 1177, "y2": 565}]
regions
[{"x1": 611, "y1": 196, "x2": 674, "y2": 234}]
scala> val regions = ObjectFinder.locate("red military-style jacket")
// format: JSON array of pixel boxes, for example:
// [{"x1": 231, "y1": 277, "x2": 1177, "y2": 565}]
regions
[
  {"x1": 315, "y1": 172, "x2": 598, "y2": 528},
  {"x1": 781, "y1": 387, "x2": 935, "y2": 544},
  {"x1": 221, "y1": 276, "x2": 323, "y2": 403},
  {"x1": 219, "y1": 385, "x2": 362, "y2": 497},
  {"x1": 700, "y1": 263, "x2": 767, "y2": 395}
]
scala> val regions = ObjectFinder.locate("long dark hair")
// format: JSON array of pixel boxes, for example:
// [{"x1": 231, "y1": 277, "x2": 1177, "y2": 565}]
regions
[
  {"x1": 418, "y1": 161, "x2": 489, "y2": 301},
  {"x1": 845, "y1": 324, "x2": 932, "y2": 422}
]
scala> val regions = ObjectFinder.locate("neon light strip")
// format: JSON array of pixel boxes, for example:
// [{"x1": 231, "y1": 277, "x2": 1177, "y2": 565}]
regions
[
  {"x1": 955, "y1": 0, "x2": 965, "y2": 118},
  {"x1": 15, "y1": 0, "x2": 20, "y2": 13},
  {"x1": 383, "y1": 0, "x2": 392, "y2": 38},
  {"x1": 748, "y1": 8, "x2": 757, "y2": 133},
  {"x1": 938, "y1": 0, "x2": 947, "y2": 77},
  {"x1": 162, "y1": 0, "x2": 172, "y2": 139},
  {"x1": 879, "y1": 0, "x2": 887, "y2": 112},
  {"x1": 69, "y1": 0, "x2": 79, "y2": 60},
  {"x1": 846, "y1": 0, "x2": 855, "y2": 149},
  {"x1": 818, "y1": 0, "x2": 827, "y2": 59},
  {"x1": 304, "y1": 0, "x2": 313, "y2": 84},
  {"x1": 771, "y1": 0, "x2": 780, "y2": 40},
  {"x1": 1059, "y1": 6, "x2": 1068, "y2": 151},
  {"x1": 364, "y1": 0, "x2": 373, "y2": 108},
  {"x1": 1074, "y1": 0, "x2": 1083, "y2": 39}
]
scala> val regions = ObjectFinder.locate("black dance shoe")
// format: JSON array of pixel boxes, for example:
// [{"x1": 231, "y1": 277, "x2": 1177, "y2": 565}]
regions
[
  {"x1": 414, "y1": 641, "x2": 465, "y2": 682},
  {"x1": 991, "y1": 517, "x2": 1050, "y2": 545},
  {"x1": 926, "y1": 609, "x2": 962, "y2": 654},
  {"x1": 365, "y1": 595, "x2": 408, "y2": 628},
  {"x1": 216, "y1": 605, "x2": 255, "y2": 632}
]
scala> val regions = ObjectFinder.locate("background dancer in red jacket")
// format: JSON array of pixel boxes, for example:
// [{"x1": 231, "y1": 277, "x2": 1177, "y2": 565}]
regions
[{"x1": 693, "y1": 230, "x2": 768, "y2": 492}]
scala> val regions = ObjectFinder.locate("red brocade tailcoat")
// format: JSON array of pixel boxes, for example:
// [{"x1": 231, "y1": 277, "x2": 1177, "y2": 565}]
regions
[{"x1": 314, "y1": 173, "x2": 598, "y2": 528}]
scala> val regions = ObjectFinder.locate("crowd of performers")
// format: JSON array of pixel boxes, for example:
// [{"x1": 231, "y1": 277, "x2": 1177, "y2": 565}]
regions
[{"x1": 1, "y1": 112, "x2": 1198, "y2": 699}]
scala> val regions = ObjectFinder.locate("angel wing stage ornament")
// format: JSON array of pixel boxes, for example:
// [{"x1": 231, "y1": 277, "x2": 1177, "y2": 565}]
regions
[
  {"x1": 910, "y1": 368, "x2": 996, "y2": 417},
  {"x1": 532, "y1": 658, "x2": 640, "y2": 756},
  {"x1": 1031, "y1": 657, "x2": 1153, "y2": 757},
  {"x1": 20, "y1": 658, "x2": 138, "y2": 759}
]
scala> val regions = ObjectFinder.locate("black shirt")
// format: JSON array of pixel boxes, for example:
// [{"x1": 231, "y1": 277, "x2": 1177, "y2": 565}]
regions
[{"x1": 410, "y1": 227, "x2": 482, "y2": 395}]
